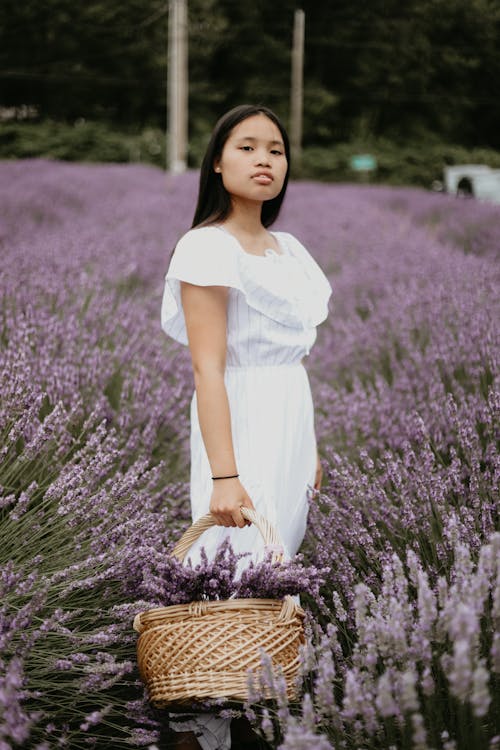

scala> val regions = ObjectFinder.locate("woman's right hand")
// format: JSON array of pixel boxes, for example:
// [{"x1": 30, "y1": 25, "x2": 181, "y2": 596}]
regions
[{"x1": 209, "y1": 478, "x2": 256, "y2": 528}]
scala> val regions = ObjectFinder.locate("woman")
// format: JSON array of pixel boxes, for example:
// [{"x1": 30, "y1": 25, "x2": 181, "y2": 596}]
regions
[{"x1": 160, "y1": 104, "x2": 332, "y2": 749}]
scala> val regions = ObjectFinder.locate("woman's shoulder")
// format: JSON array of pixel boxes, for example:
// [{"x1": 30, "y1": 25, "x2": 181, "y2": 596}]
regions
[
  {"x1": 166, "y1": 225, "x2": 240, "y2": 288},
  {"x1": 174, "y1": 224, "x2": 226, "y2": 251},
  {"x1": 171, "y1": 225, "x2": 236, "y2": 267}
]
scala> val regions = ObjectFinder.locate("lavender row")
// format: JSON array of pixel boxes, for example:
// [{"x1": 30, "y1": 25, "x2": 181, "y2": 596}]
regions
[
  {"x1": 1, "y1": 160, "x2": 198, "y2": 747},
  {"x1": 270, "y1": 182, "x2": 499, "y2": 746}
]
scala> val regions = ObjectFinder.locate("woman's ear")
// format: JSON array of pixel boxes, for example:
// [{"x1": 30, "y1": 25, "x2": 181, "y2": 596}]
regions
[{"x1": 213, "y1": 159, "x2": 221, "y2": 173}]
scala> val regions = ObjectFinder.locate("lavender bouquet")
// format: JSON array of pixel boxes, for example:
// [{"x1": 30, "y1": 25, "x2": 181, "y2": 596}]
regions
[{"x1": 129, "y1": 535, "x2": 330, "y2": 609}]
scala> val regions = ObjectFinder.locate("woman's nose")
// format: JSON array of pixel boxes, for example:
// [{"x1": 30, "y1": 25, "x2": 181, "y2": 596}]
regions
[{"x1": 255, "y1": 150, "x2": 271, "y2": 166}]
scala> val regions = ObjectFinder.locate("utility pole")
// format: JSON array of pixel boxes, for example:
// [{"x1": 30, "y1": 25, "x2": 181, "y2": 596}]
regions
[
  {"x1": 290, "y1": 8, "x2": 305, "y2": 169},
  {"x1": 167, "y1": 0, "x2": 188, "y2": 174}
]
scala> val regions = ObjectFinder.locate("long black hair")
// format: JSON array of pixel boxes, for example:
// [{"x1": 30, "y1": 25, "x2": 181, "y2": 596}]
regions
[{"x1": 191, "y1": 104, "x2": 291, "y2": 229}]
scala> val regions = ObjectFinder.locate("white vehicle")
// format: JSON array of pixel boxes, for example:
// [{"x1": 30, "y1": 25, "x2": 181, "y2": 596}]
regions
[{"x1": 443, "y1": 164, "x2": 500, "y2": 204}]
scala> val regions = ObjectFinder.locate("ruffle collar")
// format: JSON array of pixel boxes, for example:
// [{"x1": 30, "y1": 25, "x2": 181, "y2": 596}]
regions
[
  {"x1": 214, "y1": 227, "x2": 332, "y2": 330},
  {"x1": 161, "y1": 226, "x2": 332, "y2": 345}
]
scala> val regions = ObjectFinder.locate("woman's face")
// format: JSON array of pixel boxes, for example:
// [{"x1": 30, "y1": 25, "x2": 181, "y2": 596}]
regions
[{"x1": 214, "y1": 114, "x2": 288, "y2": 205}]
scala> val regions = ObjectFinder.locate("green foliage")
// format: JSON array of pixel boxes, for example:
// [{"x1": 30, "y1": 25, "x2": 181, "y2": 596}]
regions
[
  {"x1": 3, "y1": 118, "x2": 500, "y2": 188},
  {"x1": 0, "y1": 0, "x2": 167, "y2": 124},
  {"x1": 0, "y1": 119, "x2": 165, "y2": 165},
  {"x1": 298, "y1": 139, "x2": 500, "y2": 187},
  {"x1": 301, "y1": 0, "x2": 500, "y2": 148},
  {"x1": 1, "y1": 0, "x2": 500, "y2": 151}
]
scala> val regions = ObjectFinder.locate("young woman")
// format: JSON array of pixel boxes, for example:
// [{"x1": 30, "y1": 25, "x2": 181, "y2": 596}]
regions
[{"x1": 160, "y1": 104, "x2": 332, "y2": 749}]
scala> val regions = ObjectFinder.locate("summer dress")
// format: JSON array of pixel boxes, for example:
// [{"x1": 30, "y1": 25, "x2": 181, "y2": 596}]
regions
[{"x1": 160, "y1": 224, "x2": 332, "y2": 749}]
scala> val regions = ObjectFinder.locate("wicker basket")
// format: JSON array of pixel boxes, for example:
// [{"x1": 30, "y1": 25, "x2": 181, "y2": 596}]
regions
[{"x1": 133, "y1": 507, "x2": 305, "y2": 709}]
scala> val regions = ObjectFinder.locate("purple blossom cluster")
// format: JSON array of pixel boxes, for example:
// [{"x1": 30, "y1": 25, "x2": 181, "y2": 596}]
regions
[
  {"x1": 1, "y1": 159, "x2": 498, "y2": 748},
  {"x1": 249, "y1": 527, "x2": 499, "y2": 750},
  {"x1": 369, "y1": 184, "x2": 500, "y2": 262},
  {"x1": 126, "y1": 536, "x2": 329, "y2": 607}
]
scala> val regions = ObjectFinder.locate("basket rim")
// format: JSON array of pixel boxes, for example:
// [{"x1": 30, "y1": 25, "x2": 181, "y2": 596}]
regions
[{"x1": 133, "y1": 595, "x2": 305, "y2": 633}]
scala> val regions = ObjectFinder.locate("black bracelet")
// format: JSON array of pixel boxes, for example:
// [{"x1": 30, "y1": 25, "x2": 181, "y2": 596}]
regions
[{"x1": 212, "y1": 473, "x2": 239, "y2": 480}]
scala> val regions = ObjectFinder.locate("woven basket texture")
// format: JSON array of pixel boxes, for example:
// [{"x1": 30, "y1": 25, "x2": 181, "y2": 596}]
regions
[{"x1": 134, "y1": 508, "x2": 305, "y2": 708}]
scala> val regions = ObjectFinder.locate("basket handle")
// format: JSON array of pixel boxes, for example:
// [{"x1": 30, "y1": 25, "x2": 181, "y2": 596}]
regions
[{"x1": 172, "y1": 506, "x2": 285, "y2": 564}]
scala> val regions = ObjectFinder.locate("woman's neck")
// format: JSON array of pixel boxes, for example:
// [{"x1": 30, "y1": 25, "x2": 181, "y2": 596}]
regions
[{"x1": 223, "y1": 198, "x2": 264, "y2": 236}]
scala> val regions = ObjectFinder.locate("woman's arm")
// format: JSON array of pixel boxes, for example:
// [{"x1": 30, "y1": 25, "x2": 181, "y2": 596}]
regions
[
  {"x1": 181, "y1": 280, "x2": 255, "y2": 528},
  {"x1": 315, "y1": 448, "x2": 323, "y2": 491}
]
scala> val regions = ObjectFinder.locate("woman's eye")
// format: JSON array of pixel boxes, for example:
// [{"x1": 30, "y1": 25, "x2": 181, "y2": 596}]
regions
[{"x1": 239, "y1": 145, "x2": 283, "y2": 155}]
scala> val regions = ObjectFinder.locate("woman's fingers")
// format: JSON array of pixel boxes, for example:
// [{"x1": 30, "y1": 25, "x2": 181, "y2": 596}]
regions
[
  {"x1": 241, "y1": 498, "x2": 255, "y2": 527},
  {"x1": 219, "y1": 514, "x2": 236, "y2": 527},
  {"x1": 210, "y1": 488, "x2": 255, "y2": 528},
  {"x1": 241, "y1": 495, "x2": 256, "y2": 511},
  {"x1": 212, "y1": 510, "x2": 229, "y2": 526},
  {"x1": 233, "y1": 511, "x2": 246, "y2": 528},
  {"x1": 211, "y1": 509, "x2": 238, "y2": 527},
  {"x1": 314, "y1": 453, "x2": 323, "y2": 490},
  {"x1": 240, "y1": 497, "x2": 254, "y2": 526}
]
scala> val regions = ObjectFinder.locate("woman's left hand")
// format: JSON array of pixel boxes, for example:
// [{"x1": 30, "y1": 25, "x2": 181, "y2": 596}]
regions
[{"x1": 314, "y1": 448, "x2": 323, "y2": 492}]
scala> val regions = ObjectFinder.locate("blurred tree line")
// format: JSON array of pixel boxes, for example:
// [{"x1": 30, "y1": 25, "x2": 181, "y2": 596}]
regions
[{"x1": 1, "y1": 0, "x2": 499, "y2": 155}]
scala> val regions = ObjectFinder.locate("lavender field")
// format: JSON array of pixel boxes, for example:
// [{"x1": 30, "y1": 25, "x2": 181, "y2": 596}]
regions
[{"x1": 1, "y1": 158, "x2": 498, "y2": 750}]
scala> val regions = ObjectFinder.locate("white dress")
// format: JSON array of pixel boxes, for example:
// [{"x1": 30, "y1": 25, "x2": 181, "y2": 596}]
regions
[{"x1": 160, "y1": 224, "x2": 332, "y2": 749}]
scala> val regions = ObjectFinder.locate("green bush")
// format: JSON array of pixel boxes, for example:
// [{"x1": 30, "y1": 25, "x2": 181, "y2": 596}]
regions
[
  {"x1": 297, "y1": 139, "x2": 500, "y2": 188},
  {"x1": 2, "y1": 118, "x2": 500, "y2": 188},
  {"x1": 0, "y1": 119, "x2": 166, "y2": 166}
]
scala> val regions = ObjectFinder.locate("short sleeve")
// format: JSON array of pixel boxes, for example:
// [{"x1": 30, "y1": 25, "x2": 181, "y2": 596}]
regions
[
  {"x1": 282, "y1": 233, "x2": 332, "y2": 298},
  {"x1": 280, "y1": 233, "x2": 333, "y2": 326},
  {"x1": 160, "y1": 227, "x2": 243, "y2": 345}
]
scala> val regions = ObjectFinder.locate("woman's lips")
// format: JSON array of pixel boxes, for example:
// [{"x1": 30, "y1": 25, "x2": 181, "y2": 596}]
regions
[{"x1": 252, "y1": 175, "x2": 273, "y2": 185}]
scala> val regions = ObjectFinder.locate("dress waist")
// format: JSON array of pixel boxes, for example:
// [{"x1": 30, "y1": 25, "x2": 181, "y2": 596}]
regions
[{"x1": 225, "y1": 361, "x2": 304, "y2": 370}]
